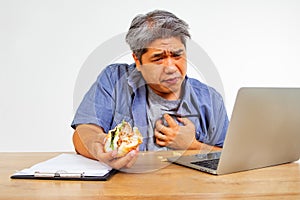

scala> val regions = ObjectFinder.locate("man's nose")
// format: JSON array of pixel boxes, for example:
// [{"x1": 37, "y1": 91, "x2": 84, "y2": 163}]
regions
[
  {"x1": 163, "y1": 57, "x2": 177, "y2": 73},
  {"x1": 164, "y1": 56, "x2": 174, "y2": 66}
]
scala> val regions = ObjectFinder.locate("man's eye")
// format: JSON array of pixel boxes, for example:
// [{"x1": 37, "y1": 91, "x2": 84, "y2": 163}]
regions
[
  {"x1": 153, "y1": 58, "x2": 163, "y2": 62},
  {"x1": 172, "y1": 53, "x2": 181, "y2": 58}
]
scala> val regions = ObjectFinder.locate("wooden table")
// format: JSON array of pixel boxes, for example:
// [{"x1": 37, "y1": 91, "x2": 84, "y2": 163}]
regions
[{"x1": 1, "y1": 151, "x2": 300, "y2": 200}]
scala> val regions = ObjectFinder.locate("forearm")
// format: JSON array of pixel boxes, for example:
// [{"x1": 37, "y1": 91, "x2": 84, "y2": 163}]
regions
[
  {"x1": 189, "y1": 139, "x2": 222, "y2": 151},
  {"x1": 72, "y1": 124, "x2": 106, "y2": 160}
]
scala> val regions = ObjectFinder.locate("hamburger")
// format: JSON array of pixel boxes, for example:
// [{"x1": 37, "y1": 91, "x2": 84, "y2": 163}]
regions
[{"x1": 104, "y1": 120, "x2": 143, "y2": 157}]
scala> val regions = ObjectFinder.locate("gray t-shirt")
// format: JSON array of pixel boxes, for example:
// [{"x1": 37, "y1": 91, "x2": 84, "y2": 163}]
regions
[{"x1": 146, "y1": 86, "x2": 181, "y2": 151}]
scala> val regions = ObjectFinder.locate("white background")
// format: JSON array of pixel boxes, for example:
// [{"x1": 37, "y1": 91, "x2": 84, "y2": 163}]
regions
[{"x1": 1, "y1": 0, "x2": 300, "y2": 152}]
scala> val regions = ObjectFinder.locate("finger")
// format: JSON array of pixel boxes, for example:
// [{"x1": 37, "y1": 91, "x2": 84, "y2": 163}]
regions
[
  {"x1": 112, "y1": 151, "x2": 138, "y2": 170},
  {"x1": 155, "y1": 119, "x2": 163, "y2": 130},
  {"x1": 98, "y1": 150, "x2": 118, "y2": 164},
  {"x1": 125, "y1": 150, "x2": 138, "y2": 168},
  {"x1": 155, "y1": 119, "x2": 167, "y2": 134},
  {"x1": 177, "y1": 116, "x2": 192, "y2": 126},
  {"x1": 155, "y1": 137, "x2": 167, "y2": 147},
  {"x1": 86, "y1": 139, "x2": 106, "y2": 161},
  {"x1": 163, "y1": 113, "x2": 177, "y2": 128},
  {"x1": 98, "y1": 133, "x2": 107, "y2": 145},
  {"x1": 154, "y1": 131, "x2": 166, "y2": 141}
]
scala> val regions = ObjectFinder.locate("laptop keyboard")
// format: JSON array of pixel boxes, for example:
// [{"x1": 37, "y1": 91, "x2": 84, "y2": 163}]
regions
[{"x1": 191, "y1": 159, "x2": 220, "y2": 170}]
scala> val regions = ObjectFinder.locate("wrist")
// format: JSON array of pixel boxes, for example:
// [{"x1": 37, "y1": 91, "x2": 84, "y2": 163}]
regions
[{"x1": 188, "y1": 139, "x2": 202, "y2": 150}]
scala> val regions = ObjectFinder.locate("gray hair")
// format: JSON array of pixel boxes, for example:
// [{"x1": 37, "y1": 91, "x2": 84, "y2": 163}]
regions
[{"x1": 125, "y1": 10, "x2": 191, "y2": 63}]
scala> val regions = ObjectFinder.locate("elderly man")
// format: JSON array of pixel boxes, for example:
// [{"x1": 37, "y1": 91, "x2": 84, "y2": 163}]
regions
[{"x1": 71, "y1": 10, "x2": 229, "y2": 169}]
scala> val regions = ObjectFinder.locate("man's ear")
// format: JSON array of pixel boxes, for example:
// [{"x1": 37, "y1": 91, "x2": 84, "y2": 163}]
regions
[{"x1": 132, "y1": 53, "x2": 141, "y2": 70}]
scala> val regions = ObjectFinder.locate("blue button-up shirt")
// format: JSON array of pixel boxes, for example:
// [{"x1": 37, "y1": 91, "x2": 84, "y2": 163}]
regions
[{"x1": 71, "y1": 63, "x2": 229, "y2": 150}]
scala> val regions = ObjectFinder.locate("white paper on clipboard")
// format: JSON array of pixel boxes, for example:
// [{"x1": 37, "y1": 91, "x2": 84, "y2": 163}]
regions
[{"x1": 12, "y1": 153, "x2": 112, "y2": 178}]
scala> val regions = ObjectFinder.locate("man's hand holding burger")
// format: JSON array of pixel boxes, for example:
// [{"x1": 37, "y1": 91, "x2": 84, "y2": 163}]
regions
[{"x1": 73, "y1": 121, "x2": 142, "y2": 170}]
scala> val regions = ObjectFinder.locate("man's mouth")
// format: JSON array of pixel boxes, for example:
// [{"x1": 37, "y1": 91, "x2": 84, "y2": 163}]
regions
[{"x1": 163, "y1": 77, "x2": 180, "y2": 85}]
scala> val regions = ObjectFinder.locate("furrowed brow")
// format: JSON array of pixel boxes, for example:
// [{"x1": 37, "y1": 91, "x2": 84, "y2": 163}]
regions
[
  {"x1": 171, "y1": 49, "x2": 184, "y2": 56},
  {"x1": 150, "y1": 52, "x2": 165, "y2": 59}
]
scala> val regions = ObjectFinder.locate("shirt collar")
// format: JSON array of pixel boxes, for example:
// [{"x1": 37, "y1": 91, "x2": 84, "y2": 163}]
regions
[
  {"x1": 127, "y1": 63, "x2": 147, "y2": 92},
  {"x1": 176, "y1": 77, "x2": 197, "y2": 116}
]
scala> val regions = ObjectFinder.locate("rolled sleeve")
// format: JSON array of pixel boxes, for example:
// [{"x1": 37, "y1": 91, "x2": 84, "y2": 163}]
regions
[
  {"x1": 71, "y1": 66, "x2": 116, "y2": 131},
  {"x1": 206, "y1": 89, "x2": 229, "y2": 147}
]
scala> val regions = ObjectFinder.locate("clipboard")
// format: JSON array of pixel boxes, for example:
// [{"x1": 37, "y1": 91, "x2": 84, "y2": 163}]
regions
[{"x1": 10, "y1": 153, "x2": 117, "y2": 181}]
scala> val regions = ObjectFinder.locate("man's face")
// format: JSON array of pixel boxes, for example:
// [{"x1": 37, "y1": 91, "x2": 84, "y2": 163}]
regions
[{"x1": 134, "y1": 37, "x2": 187, "y2": 100}]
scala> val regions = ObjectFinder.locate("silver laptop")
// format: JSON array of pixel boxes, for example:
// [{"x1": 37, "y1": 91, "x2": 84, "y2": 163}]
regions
[{"x1": 167, "y1": 87, "x2": 300, "y2": 175}]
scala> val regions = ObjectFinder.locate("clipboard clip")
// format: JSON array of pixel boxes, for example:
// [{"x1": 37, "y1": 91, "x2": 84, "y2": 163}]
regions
[{"x1": 34, "y1": 171, "x2": 84, "y2": 178}]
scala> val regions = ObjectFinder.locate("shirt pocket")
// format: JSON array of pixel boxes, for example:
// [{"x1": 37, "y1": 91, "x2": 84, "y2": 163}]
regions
[{"x1": 111, "y1": 110, "x2": 133, "y2": 128}]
